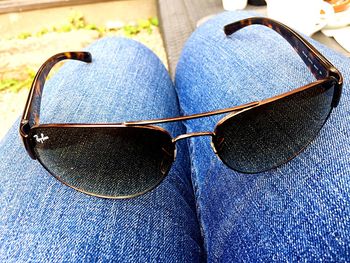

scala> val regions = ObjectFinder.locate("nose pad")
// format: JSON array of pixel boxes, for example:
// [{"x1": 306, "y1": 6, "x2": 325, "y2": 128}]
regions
[
  {"x1": 210, "y1": 140, "x2": 217, "y2": 154},
  {"x1": 160, "y1": 146, "x2": 176, "y2": 175},
  {"x1": 211, "y1": 136, "x2": 225, "y2": 154}
]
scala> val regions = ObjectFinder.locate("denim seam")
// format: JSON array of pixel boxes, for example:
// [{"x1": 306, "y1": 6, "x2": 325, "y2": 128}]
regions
[{"x1": 186, "y1": 135, "x2": 208, "y2": 262}]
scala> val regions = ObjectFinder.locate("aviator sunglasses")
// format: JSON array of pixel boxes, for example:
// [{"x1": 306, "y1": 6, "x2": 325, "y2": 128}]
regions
[{"x1": 20, "y1": 17, "x2": 343, "y2": 199}]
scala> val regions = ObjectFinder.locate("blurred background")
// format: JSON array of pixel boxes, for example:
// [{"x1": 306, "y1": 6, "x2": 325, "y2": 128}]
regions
[
  {"x1": 0, "y1": 0, "x2": 165, "y2": 139},
  {"x1": 0, "y1": 0, "x2": 349, "y2": 140}
]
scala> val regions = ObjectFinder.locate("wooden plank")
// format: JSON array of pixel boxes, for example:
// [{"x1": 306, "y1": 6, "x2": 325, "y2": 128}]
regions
[
  {"x1": 157, "y1": 0, "x2": 349, "y2": 78},
  {"x1": 157, "y1": 0, "x2": 222, "y2": 78},
  {"x1": 0, "y1": 0, "x2": 118, "y2": 14}
]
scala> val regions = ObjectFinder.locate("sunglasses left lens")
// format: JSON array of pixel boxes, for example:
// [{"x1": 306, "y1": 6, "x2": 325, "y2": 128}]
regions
[{"x1": 30, "y1": 126, "x2": 175, "y2": 198}]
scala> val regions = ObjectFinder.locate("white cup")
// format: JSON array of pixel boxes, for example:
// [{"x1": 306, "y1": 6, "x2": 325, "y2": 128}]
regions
[
  {"x1": 222, "y1": 0, "x2": 248, "y2": 11},
  {"x1": 266, "y1": 0, "x2": 334, "y2": 36}
]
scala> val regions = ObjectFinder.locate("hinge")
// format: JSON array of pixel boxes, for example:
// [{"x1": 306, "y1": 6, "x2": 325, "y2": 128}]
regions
[{"x1": 20, "y1": 120, "x2": 30, "y2": 137}]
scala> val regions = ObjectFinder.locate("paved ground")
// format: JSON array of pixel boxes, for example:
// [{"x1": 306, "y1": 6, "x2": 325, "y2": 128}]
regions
[{"x1": 0, "y1": 0, "x2": 166, "y2": 140}]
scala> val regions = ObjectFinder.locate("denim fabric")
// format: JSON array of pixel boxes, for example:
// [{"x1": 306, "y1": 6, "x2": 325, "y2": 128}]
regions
[
  {"x1": 175, "y1": 11, "x2": 350, "y2": 262},
  {"x1": 2, "y1": 12, "x2": 350, "y2": 263},
  {"x1": 0, "y1": 37, "x2": 203, "y2": 262}
]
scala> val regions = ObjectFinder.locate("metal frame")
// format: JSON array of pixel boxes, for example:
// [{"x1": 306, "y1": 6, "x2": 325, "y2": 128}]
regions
[{"x1": 19, "y1": 17, "x2": 343, "y2": 198}]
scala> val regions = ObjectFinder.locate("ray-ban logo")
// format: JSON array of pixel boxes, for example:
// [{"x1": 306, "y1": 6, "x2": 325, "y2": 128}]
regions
[{"x1": 34, "y1": 133, "x2": 49, "y2": 143}]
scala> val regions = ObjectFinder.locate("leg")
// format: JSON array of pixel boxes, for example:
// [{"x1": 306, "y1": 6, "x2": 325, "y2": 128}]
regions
[
  {"x1": 175, "y1": 11, "x2": 350, "y2": 261},
  {"x1": 0, "y1": 37, "x2": 203, "y2": 262}
]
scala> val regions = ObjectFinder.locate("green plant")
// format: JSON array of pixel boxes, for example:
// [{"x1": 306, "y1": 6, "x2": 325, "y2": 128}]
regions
[
  {"x1": 150, "y1": 17, "x2": 159, "y2": 26},
  {"x1": 84, "y1": 24, "x2": 98, "y2": 30},
  {"x1": 96, "y1": 26, "x2": 107, "y2": 37},
  {"x1": 123, "y1": 17, "x2": 158, "y2": 36},
  {"x1": 68, "y1": 11, "x2": 86, "y2": 29},
  {"x1": 35, "y1": 28, "x2": 49, "y2": 37},
  {"x1": 123, "y1": 24, "x2": 140, "y2": 36},
  {"x1": 17, "y1": 32, "x2": 32, "y2": 40},
  {"x1": 57, "y1": 23, "x2": 73, "y2": 33},
  {"x1": 13, "y1": 14, "x2": 160, "y2": 40},
  {"x1": 0, "y1": 68, "x2": 35, "y2": 93},
  {"x1": 137, "y1": 18, "x2": 151, "y2": 29}
]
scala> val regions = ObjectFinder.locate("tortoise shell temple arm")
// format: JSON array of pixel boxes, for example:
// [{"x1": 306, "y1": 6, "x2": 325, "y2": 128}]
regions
[
  {"x1": 20, "y1": 52, "x2": 92, "y2": 134},
  {"x1": 223, "y1": 17, "x2": 342, "y2": 83}
]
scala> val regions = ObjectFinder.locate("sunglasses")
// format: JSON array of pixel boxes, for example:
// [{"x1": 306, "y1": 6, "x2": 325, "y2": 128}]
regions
[{"x1": 20, "y1": 17, "x2": 343, "y2": 199}]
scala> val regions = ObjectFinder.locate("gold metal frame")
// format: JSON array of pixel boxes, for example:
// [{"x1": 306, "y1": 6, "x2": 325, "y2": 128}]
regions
[{"x1": 19, "y1": 17, "x2": 343, "y2": 199}]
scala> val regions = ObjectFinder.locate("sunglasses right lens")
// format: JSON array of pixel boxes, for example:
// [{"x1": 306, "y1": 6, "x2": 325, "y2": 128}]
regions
[
  {"x1": 213, "y1": 80, "x2": 336, "y2": 173},
  {"x1": 30, "y1": 126, "x2": 175, "y2": 198}
]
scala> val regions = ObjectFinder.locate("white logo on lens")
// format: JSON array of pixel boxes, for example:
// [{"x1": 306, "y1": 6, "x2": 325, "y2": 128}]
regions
[{"x1": 34, "y1": 133, "x2": 49, "y2": 143}]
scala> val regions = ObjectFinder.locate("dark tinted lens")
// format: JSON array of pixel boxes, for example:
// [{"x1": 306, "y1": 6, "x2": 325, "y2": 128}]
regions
[
  {"x1": 214, "y1": 80, "x2": 335, "y2": 173},
  {"x1": 30, "y1": 126, "x2": 174, "y2": 198}
]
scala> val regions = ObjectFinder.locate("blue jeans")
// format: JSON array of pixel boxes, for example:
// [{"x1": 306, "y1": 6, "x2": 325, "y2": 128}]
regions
[{"x1": 1, "y1": 11, "x2": 349, "y2": 262}]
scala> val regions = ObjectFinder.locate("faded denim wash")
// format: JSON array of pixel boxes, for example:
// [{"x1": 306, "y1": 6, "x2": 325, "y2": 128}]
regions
[
  {"x1": 176, "y1": 11, "x2": 350, "y2": 262},
  {"x1": 0, "y1": 38, "x2": 203, "y2": 262},
  {"x1": 0, "y1": 10, "x2": 350, "y2": 262}
]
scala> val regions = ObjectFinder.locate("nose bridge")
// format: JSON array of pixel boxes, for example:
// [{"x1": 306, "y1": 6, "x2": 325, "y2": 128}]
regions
[{"x1": 173, "y1": 131, "x2": 214, "y2": 142}]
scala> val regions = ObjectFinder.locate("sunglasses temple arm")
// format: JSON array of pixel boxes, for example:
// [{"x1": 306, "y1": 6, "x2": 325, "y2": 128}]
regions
[
  {"x1": 223, "y1": 17, "x2": 343, "y2": 86},
  {"x1": 20, "y1": 52, "x2": 92, "y2": 135}
]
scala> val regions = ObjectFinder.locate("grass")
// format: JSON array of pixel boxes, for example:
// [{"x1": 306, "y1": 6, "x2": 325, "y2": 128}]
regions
[
  {"x1": 13, "y1": 12, "x2": 159, "y2": 40},
  {"x1": 2, "y1": 12, "x2": 159, "y2": 93},
  {"x1": 0, "y1": 68, "x2": 36, "y2": 93}
]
